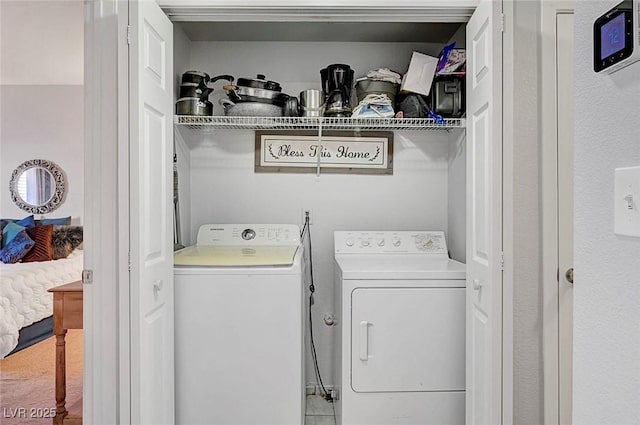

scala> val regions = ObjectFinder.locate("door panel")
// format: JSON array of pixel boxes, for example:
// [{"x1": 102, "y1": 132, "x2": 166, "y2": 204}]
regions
[
  {"x1": 466, "y1": 0, "x2": 503, "y2": 424},
  {"x1": 350, "y1": 287, "x2": 465, "y2": 393},
  {"x1": 130, "y1": 1, "x2": 174, "y2": 424}
]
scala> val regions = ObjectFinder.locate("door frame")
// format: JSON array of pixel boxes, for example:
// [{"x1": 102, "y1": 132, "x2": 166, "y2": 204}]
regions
[
  {"x1": 83, "y1": 0, "x2": 131, "y2": 424},
  {"x1": 84, "y1": 2, "x2": 516, "y2": 424},
  {"x1": 541, "y1": 1, "x2": 574, "y2": 424}
]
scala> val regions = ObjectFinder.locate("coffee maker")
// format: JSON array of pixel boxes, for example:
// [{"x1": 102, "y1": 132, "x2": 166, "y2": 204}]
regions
[{"x1": 321, "y1": 64, "x2": 354, "y2": 117}]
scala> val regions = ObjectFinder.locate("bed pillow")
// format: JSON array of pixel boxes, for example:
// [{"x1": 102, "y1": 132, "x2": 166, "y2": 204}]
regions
[
  {"x1": 2, "y1": 222, "x2": 26, "y2": 248},
  {"x1": 52, "y1": 226, "x2": 83, "y2": 260},
  {"x1": 37, "y1": 216, "x2": 72, "y2": 226},
  {"x1": 0, "y1": 215, "x2": 36, "y2": 229},
  {"x1": 22, "y1": 224, "x2": 54, "y2": 263},
  {"x1": 0, "y1": 230, "x2": 35, "y2": 264}
]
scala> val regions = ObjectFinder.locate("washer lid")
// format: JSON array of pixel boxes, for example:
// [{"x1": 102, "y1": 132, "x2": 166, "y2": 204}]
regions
[{"x1": 174, "y1": 245, "x2": 300, "y2": 267}]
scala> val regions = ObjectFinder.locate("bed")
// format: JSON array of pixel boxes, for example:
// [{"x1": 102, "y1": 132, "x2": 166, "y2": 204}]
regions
[{"x1": 0, "y1": 249, "x2": 83, "y2": 358}]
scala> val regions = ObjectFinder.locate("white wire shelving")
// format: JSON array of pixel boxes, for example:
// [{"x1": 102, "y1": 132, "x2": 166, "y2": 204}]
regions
[{"x1": 174, "y1": 115, "x2": 465, "y2": 131}]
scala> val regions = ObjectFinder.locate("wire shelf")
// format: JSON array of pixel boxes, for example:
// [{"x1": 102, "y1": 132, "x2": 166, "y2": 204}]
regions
[{"x1": 175, "y1": 115, "x2": 465, "y2": 131}]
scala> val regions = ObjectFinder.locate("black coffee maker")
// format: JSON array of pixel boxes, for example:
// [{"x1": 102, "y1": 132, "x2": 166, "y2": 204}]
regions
[{"x1": 321, "y1": 64, "x2": 354, "y2": 117}]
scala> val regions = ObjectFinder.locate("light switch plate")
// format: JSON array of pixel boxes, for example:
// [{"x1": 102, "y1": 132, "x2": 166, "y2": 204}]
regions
[{"x1": 614, "y1": 166, "x2": 640, "y2": 237}]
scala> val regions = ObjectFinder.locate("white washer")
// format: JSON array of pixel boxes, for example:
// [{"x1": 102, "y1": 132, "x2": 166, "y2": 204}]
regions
[
  {"x1": 174, "y1": 224, "x2": 305, "y2": 425},
  {"x1": 333, "y1": 231, "x2": 466, "y2": 425}
]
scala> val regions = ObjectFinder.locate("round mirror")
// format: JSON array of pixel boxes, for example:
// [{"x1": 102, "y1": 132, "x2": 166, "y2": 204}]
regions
[
  {"x1": 9, "y1": 159, "x2": 66, "y2": 214},
  {"x1": 17, "y1": 167, "x2": 55, "y2": 205}
]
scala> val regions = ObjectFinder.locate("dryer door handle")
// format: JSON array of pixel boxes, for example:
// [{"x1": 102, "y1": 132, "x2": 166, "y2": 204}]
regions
[{"x1": 359, "y1": 321, "x2": 370, "y2": 361}]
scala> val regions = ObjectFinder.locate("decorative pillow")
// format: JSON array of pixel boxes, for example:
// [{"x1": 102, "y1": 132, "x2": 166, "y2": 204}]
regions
[
  {"x1": 2, "y1": 222, "x2": 26, "y2": 248},
  {"x1": 0, "y1": 215, "x2": 36, "y2": 229},
  {"x1": 37, "y1": 216, "x2": 72, "y2": 226},
  {"x1": 22, "y1": 224, "x2": 54, "y2": 262},
  {"x1": 52, "y1": 226, "x2": 83, "y2": 260},
  {"x1": 0, "y1": 230, "x2": 35, "y2": 264}
]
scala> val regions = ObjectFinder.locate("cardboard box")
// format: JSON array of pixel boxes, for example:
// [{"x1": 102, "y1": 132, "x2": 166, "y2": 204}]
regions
[{"x1": 400, "y1": 51, "x2": 439, "y2": 96}]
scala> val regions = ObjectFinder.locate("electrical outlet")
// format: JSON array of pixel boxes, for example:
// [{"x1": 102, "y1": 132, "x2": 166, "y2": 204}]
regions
[{"x1": 302, "y1": 208, "x2": 313, "y2": 225}]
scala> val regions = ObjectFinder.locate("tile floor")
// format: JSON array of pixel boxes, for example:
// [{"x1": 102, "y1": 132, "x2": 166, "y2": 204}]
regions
[{"x1": 305, "y1": 394, "x2": 336, "y2": 425}]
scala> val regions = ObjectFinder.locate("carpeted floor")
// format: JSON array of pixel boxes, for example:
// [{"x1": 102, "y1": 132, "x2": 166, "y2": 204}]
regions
[{"x1": 0, "y1": 330, "x2": 82, "y2": 425}]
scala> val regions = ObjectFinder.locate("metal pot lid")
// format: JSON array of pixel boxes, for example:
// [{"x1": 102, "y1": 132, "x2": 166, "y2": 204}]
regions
[{"x1": 236, "y1": 74, "x2": 282, "y2": 92}]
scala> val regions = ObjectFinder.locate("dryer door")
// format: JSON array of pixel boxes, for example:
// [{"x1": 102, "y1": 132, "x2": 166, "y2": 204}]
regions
[{"x1": 351, "y1": 286, "x2": 465, "y2": 392}]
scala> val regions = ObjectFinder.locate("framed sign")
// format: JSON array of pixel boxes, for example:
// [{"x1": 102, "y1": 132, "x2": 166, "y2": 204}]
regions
[{"x1": 255, "y1": 130, "x2": 394, "y2": 174}]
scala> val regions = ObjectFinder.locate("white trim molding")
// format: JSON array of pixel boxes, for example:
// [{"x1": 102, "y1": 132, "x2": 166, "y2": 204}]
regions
[
  {"x1": 541, "y1": 2, "x2": 574, "y2": 425},
  {"x1": 84, "y1": 0, "x2": 130, "y2": 423}
]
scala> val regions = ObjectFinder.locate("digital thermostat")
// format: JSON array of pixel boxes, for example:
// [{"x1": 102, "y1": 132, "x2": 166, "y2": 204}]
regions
[{"x1": 594, "y1": 0, "x2": 640, "y2": 73}]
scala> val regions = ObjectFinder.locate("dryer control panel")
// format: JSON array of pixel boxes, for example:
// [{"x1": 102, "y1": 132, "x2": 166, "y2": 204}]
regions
[
  {"x1": 334, "y1": 231, "x2": 448, "y2": 254},
  {"x1": 197, "y1": 224, "x2": 300, "y2": 246}
]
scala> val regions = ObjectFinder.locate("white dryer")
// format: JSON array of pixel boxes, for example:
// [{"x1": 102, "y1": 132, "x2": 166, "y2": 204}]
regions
[
  {"x1": 174, "y1": 224, "x2": 305, "y2": 425},
  {"x1": 333, "y1": 231, "x2": 466, "y2": 425}
]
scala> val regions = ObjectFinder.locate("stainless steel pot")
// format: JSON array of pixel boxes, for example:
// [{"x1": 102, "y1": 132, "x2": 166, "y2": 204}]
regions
[
  {"x1": 179, "y1": 82, "x2": 213, "y2": 99},
  {"x1": 223, "y1": 85, "x2": 289, "y2": 106},
  {"x1": 176, "y1": 97, "x2": 213, "y2": 116},
  {"x1": 219, "y1": 99, "x2": 283, "y2": 117},
  {"x1": 236, "y1": 74, "x2": 282, "y2": 91}
]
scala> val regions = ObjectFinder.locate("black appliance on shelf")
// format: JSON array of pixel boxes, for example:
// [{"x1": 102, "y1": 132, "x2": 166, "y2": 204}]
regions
[
  {"x1": 320, "y1": 64, "x2": 354, "y2": 117},
  {"x1": 429, "y1": 74, "x2": 465, "y2": 118}
]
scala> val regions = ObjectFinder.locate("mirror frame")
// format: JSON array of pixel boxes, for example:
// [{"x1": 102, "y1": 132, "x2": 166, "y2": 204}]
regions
[{"x1": 9, "y1": 159, "x2": 67, "y2": 214}]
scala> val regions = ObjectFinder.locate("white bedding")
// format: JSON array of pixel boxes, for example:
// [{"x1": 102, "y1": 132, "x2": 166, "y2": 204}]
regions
[{"x1": 0, "y1": 250, "x2": 83, "y2": 358}]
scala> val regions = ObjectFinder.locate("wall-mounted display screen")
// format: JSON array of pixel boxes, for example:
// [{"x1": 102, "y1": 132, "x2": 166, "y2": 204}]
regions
[
  {"x1": 594, "y1": 0, "x2": 637, "y2": 73},
  {"x1": 600, "y1": 13, "x2": 626, "y2": 59}
]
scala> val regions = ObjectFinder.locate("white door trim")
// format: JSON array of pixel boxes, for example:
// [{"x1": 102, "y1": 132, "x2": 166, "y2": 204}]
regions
[
  {"x1": 541, "y1": 2, "x2": 574, "y2": 424},
  {"x1": 501, "y1": 2, "x2": 515, "y2": 423},
  {"x1": 84, "y1": 0, "x2": 130, "y2": 424}
]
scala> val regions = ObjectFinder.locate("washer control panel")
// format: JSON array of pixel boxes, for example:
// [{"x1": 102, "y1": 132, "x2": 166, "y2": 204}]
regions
[
  {"x1": 197, "y1": 224, "x2": 300, "y2": 246},
  {"x1": 335, "y1": 231, "x2": 448, "y2": 254}
]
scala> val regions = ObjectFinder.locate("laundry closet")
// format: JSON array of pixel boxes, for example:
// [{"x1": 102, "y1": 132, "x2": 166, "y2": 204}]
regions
[
  {"x1": 173, "y1": 4, "x2": 467, "y2": 382},
  {"x1": 122, "y1": 1, "x2": 503, "y2": 424}
]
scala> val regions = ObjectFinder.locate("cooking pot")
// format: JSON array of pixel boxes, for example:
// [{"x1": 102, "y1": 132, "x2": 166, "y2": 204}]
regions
[
  {"x1": 355, "y1": 78, "x2": 400, "y2": 105},
  {"x1": 223, "y1": 85, "x2": 289, "y2": 106},
  {"x1": 181, "y1": 71, "x2": 234, "y2": 86},
  {"x1": 179, "y1": 82, "x2": 213, "y2": 100},
  {"x1": 219, "y1": 99, "x2": 283, "y2": 117},
  {"x1": 236, "y1": 74, "x2": 282, "y2": 91},
  {"x1": 176, "y1": 97, "x2": 213, "y2": 116},
  {"x1": 224, "y1": 74, "x2": 290, "y2": 106}
]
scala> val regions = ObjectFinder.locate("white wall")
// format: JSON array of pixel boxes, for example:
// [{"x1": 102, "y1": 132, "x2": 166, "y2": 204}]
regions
[
  {"x1": 0, "y1": 0, "x2": 84, "y2": 222},
  {"x1": 0, "y1": 1, "x2": 84, "y2": 85},
  {"x1": 0, "y1": 86, "x2": 84, "y2": 221},
  {"x1": 174, "y1": 25, "x2": 192, "y2": 246},
  {"x1": 448, "y1": 131, "x2": 465, "y2": 263},
  {"x1": 178, "y1": 39, "x2": 464, "y2": 386},
  {"x1": 574, "y1": 2, "x2": 640, "y2": 424}
]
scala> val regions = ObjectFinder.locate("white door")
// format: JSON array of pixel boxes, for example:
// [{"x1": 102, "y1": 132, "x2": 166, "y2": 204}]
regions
[
  {"x1": 466, "y1": 0, "x2": 503, "y2": 424},
  {"x1": 350, "y1": 287, "x2": 466, "y2": 392},
  {"x1": 129, "y1": 0, "x2": 174, "y2": 423},
  {"x1": 556, "y1": 12, "x2": 574, "y2": 425}
]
